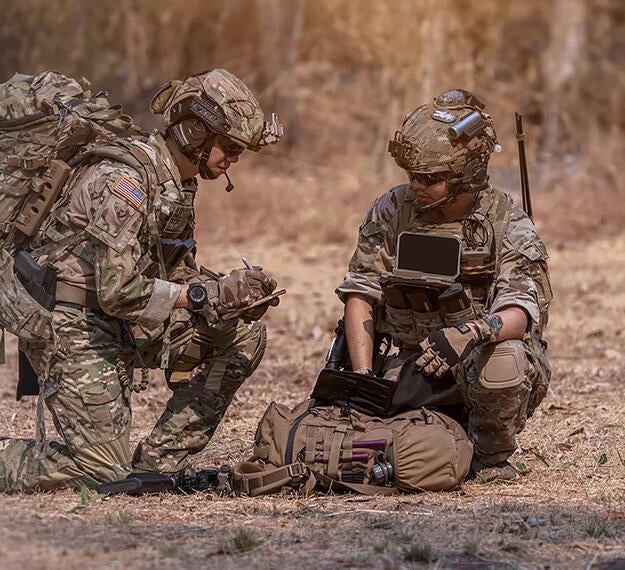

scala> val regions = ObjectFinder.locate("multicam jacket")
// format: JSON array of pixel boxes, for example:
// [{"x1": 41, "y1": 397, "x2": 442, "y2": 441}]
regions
[
  {"x1": 33, "y1": 130, "x2": 197, "y2": 330},
  {"x1": 336, "y1": 184, "x2": 553, "y2": 347}
]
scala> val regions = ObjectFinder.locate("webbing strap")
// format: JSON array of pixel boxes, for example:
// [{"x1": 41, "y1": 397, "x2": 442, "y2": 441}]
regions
[
  {"x1": 55, "y1": 281, "x2": 99, "y2": 309},
  {"x1": 304, "y1": 426, "x2": 319, "y2": 465},
  {"x1": 342, "y1": 430, "x2": 355, "y2": 467},
  {"x1": 235, "y1": 461, "x2": 308, "y2": 497},
  {"x1": 327, "y1": 426, "x2": 347, "y2": 479},
  {"x1": 486, "y1": 192, "x2": 512, "y2": 307}
]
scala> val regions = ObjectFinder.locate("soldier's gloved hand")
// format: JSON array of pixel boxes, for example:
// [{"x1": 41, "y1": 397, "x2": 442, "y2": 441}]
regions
[
  {"x1": 415, "y1": 315, "x2": 503, "y2": 378},
  {"x1": 415, "y1": 324, "x2": 478, "y2": 378},
  {"x1": 202, "y1": 268, "x2": 277, "y2": 322}
]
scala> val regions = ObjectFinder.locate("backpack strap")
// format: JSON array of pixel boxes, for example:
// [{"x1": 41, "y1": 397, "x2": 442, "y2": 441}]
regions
[
  {"x1": 234, "y1": 461, "x2": 310, "y2": 497},
  {"x1": 327, "y1": 425, "x2": 348, "y2": 479}
]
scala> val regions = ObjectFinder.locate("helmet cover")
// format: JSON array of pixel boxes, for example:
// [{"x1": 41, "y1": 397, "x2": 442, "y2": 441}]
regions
[
  {"x1": 151, "y1": 69, "x2": 282, "y2": 151},
  {"x1": 388, "y1": 89, "x2": 498, "y2": 174}
]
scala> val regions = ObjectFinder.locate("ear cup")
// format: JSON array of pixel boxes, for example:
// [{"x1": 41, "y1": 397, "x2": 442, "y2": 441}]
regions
[{"x1": 181, "y1": 118, "x2": 210, "y2": 150}]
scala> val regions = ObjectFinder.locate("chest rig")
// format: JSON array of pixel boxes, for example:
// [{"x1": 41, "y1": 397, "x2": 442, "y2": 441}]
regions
[{"x1": 379, "y1": 189, "x2": 511, "y2": 347}]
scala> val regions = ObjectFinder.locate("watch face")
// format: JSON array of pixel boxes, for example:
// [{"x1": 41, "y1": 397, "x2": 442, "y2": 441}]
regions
[{"x1": 188, "y1": 284, "x2": 207, "y2": 305}]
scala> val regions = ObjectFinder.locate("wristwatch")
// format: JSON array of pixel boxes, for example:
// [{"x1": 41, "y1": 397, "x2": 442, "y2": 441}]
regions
[{"x1": 187, "y1": 283, "x2": 208, "y2": 310}]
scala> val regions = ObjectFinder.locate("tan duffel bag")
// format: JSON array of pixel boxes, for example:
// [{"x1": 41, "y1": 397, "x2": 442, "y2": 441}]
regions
[{"x1": 237, "y1": 399, "x2": 473, "y2": 496}]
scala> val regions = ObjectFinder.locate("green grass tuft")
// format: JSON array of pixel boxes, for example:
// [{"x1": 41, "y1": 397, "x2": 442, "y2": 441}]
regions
[{"x1": 402, "y1": 541, "x2": 436, "y2": 562}]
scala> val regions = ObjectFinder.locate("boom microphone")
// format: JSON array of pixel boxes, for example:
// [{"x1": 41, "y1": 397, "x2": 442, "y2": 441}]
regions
[{"x1": 224, "y1": 172, "x2": 234, "y2": 192}]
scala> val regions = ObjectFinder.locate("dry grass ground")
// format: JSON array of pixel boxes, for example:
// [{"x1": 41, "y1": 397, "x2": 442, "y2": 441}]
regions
[{"x1": 0, "y1": 165, "x2": 624, "y2": 569}]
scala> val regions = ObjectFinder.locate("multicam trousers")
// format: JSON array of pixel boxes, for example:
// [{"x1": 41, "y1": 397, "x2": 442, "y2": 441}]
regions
[
  {"x1": 384, "y1": 335, "x2": 551, "y2": 467},
  {"x1": 0, "y1": 305, "x2": 266, "y2": 493}
]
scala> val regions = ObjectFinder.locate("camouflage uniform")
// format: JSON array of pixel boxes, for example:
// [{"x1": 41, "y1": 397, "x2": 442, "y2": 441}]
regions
[
  {"x1": 0, "y1": 70, "x2": 277, "y2": 492},
  {"x1": 336, "y1": 184, "x2": 552, "y2": 467}
]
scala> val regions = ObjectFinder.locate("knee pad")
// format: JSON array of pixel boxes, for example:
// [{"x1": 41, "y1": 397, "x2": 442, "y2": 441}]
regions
[{"x1": 475, "y1": 340, "x2": 528, "y2": 390}]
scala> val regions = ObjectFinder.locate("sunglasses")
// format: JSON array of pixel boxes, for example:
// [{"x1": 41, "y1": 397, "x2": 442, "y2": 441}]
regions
[
  {"x1": 215, "y1": 135, "x2": 245, "y2": 156},
  {"x1": 408, "y1": 171, "x2": 452, "y2": 186}
]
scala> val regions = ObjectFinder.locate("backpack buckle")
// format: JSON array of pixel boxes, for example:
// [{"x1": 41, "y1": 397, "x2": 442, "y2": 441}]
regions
[{"x1": 286, "y1": 463, "x2": 306, "y2": 478}]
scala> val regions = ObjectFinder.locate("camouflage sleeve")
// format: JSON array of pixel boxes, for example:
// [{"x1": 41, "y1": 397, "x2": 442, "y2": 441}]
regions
[
  {"x1": 335, "y1": 185, "x2": 407, "y2": 304},
  {"x1": 490, "y1": 205, "x2": 553, "y2": 329},
  {"x1": 168, "y1": 251, "x2": 200, "y2": 282},
  {"x1": 84, "y1": 161, "x2": 181, "y2": 327}
]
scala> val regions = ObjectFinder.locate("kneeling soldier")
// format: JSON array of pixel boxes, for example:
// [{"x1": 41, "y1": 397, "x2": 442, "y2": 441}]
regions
[
  {"x1": 336, "y1": 90, "x2": 552, "y2": 481},
  {"x1": 0, "y1": 69, "x2": 282, "y2": 492}
]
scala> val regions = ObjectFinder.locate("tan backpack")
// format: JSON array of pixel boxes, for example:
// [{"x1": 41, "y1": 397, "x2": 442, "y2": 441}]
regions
[{"x1": 236, "y1": 399, "x2": 473, "y2": 496}]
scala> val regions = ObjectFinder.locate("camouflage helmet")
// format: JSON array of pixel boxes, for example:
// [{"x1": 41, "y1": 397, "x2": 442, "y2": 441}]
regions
[
  {"x1": 388, "y1": 89, "x2": 499, "y2": 175},
  {"x1": 150, "y1": 69, "x2": 282, "y2": 152}
]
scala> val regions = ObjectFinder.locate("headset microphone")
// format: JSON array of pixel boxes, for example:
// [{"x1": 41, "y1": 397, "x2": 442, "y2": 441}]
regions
[{"x1": 224, "y1": 172, "x2": 234, "y2": 192}]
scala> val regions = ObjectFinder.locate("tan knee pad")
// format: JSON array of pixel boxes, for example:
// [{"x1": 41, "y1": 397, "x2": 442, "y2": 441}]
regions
[{"x1": 475, "y1": 340, "x2": 528, "y2": 390}]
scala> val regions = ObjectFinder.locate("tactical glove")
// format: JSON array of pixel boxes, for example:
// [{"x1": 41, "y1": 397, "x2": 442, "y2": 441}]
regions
[
  {"x1": 415, "y1": 315, "x2": 503, "y2": 378},
  {"x1": 198, "y1": 268, "x2": 277, "y2": 323}
]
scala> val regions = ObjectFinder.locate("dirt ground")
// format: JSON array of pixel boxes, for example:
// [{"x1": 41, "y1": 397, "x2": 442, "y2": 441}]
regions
[{"x1": 1, "y1": 193, "x2": 624, "y2": 569}]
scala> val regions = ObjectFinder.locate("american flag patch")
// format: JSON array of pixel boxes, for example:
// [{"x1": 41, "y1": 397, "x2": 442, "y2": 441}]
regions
[{"x1": 111, "y1": 174, "x2": 146, "y2": 209}]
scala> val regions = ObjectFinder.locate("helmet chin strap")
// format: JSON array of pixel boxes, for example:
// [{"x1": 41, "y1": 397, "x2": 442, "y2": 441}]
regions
[
  {"x1": 197, "y1": 149, "x2": 218, "y2": 180},
  {"x1": 171, "y1": 129, "x2": 236, "y2": 191},
  {"x1": 197, "y1": 147, "x2": 235, "y2": 191}
]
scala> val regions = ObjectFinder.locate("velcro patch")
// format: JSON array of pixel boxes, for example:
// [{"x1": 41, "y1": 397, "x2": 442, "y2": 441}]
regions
[
  {"x1": 431, "y1": 109, "x2": 456, "y2": 123},
  {"x1": 111, "y1": 174, "x2": 146, "y2": 210}
]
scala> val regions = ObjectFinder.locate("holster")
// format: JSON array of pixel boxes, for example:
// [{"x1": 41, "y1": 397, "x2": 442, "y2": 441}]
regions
[{"x1": 16, "y1": 349, "x2": 39, "y2": 400}]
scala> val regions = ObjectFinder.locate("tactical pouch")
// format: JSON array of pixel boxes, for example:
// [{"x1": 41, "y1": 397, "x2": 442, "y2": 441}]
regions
[
  {"x1": 0, "y1": 249, "x2": 53, "y2": 341},
  {"x1": 311, "y1": 368, "x2": 396, "y2": 417},
  {"x1": 135, "y1": 309, "x2": 214, "y2": 381},
  {"x1": 311, "y1": 366, "x2": 462, "y2": 418},
  {"x1": 249, "y1": 399, "x2": 473, "y2": 494}
]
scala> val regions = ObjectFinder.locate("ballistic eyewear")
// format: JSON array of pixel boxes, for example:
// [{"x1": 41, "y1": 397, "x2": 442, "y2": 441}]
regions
[
  {"x1": 408, "y1": 170, "x2": 452, "y2": 186},
  {"x1": 215, "y1": 135, "x2": 245, "y2": 156}
]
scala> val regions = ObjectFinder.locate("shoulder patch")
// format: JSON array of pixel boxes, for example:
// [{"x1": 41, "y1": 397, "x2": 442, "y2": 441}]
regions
[{"x1": 111, "y1": 174, "x2": 146, "y2": 210}]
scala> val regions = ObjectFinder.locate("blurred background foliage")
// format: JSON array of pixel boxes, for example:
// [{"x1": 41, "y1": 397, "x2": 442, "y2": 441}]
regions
[{"x1": 1, "y1": 0, "x2": 623, "y2": 244}]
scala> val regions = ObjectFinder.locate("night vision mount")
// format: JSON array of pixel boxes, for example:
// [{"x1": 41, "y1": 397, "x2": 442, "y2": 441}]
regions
[{"x1": 258, "y1": 112, "x2": 284, "y2": 147}]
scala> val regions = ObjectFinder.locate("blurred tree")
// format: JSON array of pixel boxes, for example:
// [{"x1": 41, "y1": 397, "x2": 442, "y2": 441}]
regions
[{"x1": 0, "y1": 0, "x2": 622, "y2": 172}]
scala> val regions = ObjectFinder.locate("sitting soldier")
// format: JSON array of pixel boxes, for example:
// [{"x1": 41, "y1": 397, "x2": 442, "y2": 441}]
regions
[{"x1": 335, "y1": 89, "x2": 552, "y2": 481}]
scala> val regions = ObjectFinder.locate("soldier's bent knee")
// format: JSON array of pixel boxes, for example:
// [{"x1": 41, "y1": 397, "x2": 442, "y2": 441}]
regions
[{"x1": 475, "y1": 339, "x2": 528, "y2": 390}]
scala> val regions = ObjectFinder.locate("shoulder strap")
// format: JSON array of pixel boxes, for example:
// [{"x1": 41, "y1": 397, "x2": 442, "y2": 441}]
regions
[
  {"x1": 485, "y1": 190, "x2": 512, "y2": 307},
  {"x1": 234, "y1": 461, "x2": 311, "y2": 497}
]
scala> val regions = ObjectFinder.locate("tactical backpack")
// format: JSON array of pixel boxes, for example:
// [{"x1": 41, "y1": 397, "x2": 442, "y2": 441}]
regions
[
  {"x1": 237, "y1": 399, "x2": 473, "y2": 496},
  {"x1": 0, "y1": 71, "x2": 142, "y2": 342}
]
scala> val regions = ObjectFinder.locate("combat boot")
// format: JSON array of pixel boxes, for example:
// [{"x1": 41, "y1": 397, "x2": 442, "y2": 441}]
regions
[{"x1": 471, "y1": 460, "x2": 520, "y2": 483}]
